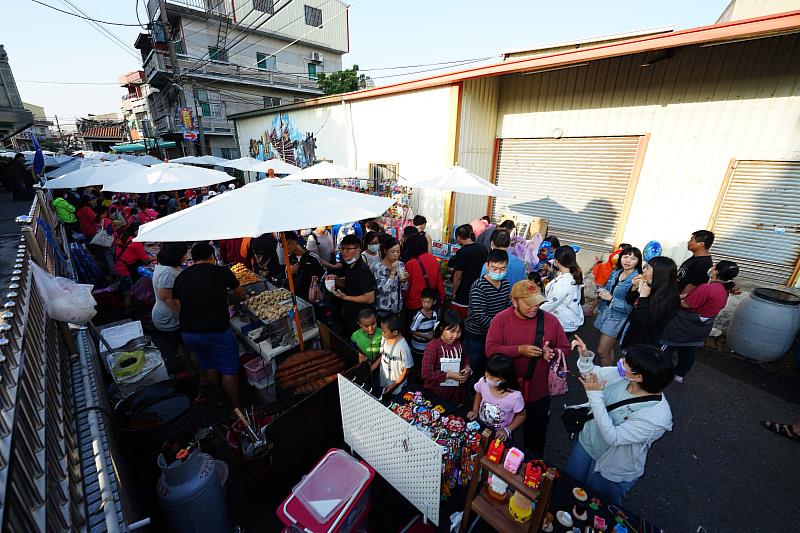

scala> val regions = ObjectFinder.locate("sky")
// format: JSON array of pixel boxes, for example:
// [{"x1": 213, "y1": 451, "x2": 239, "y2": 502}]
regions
[{"x1": 6, "y1": 0, "x2": 730, "y2": 128}]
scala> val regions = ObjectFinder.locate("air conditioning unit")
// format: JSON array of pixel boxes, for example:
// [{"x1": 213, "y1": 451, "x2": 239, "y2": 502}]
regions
[{"x1": 311, "y1": 52, "x2": 324, "y2": 63}]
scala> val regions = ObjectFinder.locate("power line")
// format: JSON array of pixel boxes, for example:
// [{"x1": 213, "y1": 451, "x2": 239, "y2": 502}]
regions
[
  {"x1": 54, "y1": 0, "x2": 141, "y2": 60},
  {"x1": 30, "y1": 0, "x2": 144, "y2": 26},
  {"x1": 20, "y1": 80, "x2": 120, "y2": 85}
]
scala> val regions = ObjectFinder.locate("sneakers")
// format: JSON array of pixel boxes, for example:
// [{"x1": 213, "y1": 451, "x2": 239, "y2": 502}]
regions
[{"x1": 673, "y1": 375, "x2": 685, "y2": 384}]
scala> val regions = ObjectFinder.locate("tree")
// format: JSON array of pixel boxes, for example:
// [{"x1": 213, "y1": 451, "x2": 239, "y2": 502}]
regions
[{"x1": 317, "y1": 64, "x2": 366, "y2": 95}]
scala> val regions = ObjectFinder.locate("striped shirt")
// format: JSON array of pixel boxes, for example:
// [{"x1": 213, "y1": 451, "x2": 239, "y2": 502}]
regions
[
  {"x1": 410, "y1": 309, "x2": 438, "y2": 354},
  {"x1": 465, "y1": 277, "x2": 511, "y2": 336}
]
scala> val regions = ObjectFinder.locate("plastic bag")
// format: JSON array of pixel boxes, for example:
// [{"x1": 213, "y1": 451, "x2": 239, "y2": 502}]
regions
[{"x1": 31, "y1": 262, "x2": 97, "y2": 325}]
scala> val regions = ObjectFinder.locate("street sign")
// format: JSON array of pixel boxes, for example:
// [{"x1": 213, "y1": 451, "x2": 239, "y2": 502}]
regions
[{"x1": 183, "y1": 131, "x2": 198, "y2": 141}]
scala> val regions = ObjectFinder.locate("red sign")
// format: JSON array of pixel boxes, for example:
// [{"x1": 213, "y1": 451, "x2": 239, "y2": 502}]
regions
[
  {"x1": 179, "y1": 107, "x2": 193, "y2": 130},
  {"x1": 183, "y1": 131, "x2": 198, "y2": 141}
]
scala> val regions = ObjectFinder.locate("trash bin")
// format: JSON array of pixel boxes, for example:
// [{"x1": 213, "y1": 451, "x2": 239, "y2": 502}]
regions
[{"x1": 727, "y1": 288, "x2": 800, "y2": 362}]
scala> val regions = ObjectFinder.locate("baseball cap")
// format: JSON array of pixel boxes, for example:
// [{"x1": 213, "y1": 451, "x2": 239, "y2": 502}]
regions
[{"x1": 511, "y1": 280, "x2": 546, "y2": 304}]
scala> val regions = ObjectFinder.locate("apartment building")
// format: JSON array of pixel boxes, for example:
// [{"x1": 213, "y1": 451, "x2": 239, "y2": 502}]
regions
[
  {"x1": 8, "y1": 102, "x2": 56, "y2": 151},
  {"x1": 119, "y1": 70, "x2": 155, "y2": 142},
  {"x1": 136, "y1": 0, "x2": 349, "y2": 158}
]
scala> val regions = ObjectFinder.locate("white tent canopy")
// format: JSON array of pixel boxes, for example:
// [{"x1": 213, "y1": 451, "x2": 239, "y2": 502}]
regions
[
  {"x1": 120, "y1": 154, "x2": 163, "y2": 166},
  {"x1": 135, "y1": 178, "x2": 396, "y2": 242},
  {"x1": 283, "y1": 161, "x2": 367, "y2": 181},
  {"x1": 219, "y1": 156, "x2": 301, "y2": 174},
  {"x1": 43, "y1": 159, "x2": 142, "y2": 189},
  {"x1": 403, "y1": 165, "x2": 513, "y2": 197},
  {"x1": 170, "y1": 155, "x2": 229, "y2": 165},
  {"x1": 101, "y1": 163, "x2": 235, "y2": 193}
]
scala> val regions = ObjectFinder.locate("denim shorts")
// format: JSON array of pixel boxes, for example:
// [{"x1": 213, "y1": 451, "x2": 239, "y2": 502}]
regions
[{"x1": 181, "y1": 329, "x2": 239, "y2": 375}]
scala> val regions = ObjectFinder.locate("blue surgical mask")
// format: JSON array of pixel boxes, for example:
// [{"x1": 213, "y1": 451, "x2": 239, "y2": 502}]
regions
[
  {"x1": 488, "y1": 271, "x2": 507, "y2": 281},
  {"x1": 617, "y1": 359, "x2": 629, "y2": 379},
  {"x1": 368, "y1": 244, "x2": 380, "y2": 253}
]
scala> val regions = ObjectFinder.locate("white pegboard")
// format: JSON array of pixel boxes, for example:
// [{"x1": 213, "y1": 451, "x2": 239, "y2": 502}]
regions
[{"x1": 338, "y1": 376, "x2": 442, "y2": 526}]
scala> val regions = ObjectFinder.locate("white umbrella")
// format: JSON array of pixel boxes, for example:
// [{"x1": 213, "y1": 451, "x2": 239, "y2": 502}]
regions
[
  {"x1": 219, "y1": 156, "x2": 301, "y2": 174},
  {"x1": 171, "y1": 155, "x2": 230, "y2": 166},
  {"x1": 43, "y1": 159, "x2": 141, "y2": 189},
  {"x1": 120, "y1": 154, "x2": 163, "y2": 165},
  {"x1": 135, "y1": 178, "x2": 395, "y2": 242},
  {"x1": 74, "y1": 150, "x2": 121, "y2": 161},
  {"x1": 102, "y1": 163, "x2": 235, "y2": 193},
  {"x1": 404, "y1": 165, "x2": 514, "y2": 197},
  {"x1": 283, "y1": 161, "x2": 367, "y2": 181}
]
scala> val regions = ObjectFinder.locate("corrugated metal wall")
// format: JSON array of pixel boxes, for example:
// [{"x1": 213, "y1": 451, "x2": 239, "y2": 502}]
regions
[
  {"x1": 492, "y1": 136, "x2": 643, "y2": 250},
  {"x1": 710, "y1": 160, "x2": 800, "y2": 284},
  {"x1": 496, "y1": 33, "x2": 800, "y2": 269},
  {"x1": 454, "y1": 78, "x2": 499, "y2": 227}
]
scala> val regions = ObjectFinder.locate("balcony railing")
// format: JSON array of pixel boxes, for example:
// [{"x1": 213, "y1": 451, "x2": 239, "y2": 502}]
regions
[
  {"x1": 148, "y1": 0, "x2": 228, "y2": 19},
  {"x1": 143, "y1": 50, "x2": 322, "y2": 93}
]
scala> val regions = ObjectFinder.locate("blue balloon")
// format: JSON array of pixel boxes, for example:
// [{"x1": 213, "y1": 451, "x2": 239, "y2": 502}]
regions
[
  {"x1": 570, "y1": 244, "x2": 581, "y2": 253},
  {"x1": 643, "y1": 240, "x2": 663, "y2": 262}
]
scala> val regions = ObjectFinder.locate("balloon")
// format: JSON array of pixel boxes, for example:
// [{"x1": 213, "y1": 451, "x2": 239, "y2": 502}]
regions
[
  {"x1": 570, "y1": 244, "x2": 581, "y2": 253},
  {"x1": 643, "y1": 240, "x2": 663, "y2": 262}
]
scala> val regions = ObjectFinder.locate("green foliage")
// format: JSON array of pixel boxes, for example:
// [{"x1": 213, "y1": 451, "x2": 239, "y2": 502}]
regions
[{"x1": 317, "y1": 64, "x2": 366, "y2": 95}]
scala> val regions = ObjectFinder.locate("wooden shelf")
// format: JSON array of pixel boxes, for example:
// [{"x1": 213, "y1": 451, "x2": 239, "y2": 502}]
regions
[
  {"x1": 479, "y1": 457, "x2": 540, "y2": 502},
  {"x1": 471, "y1": 491, "x2": 528, "y2": 533}
]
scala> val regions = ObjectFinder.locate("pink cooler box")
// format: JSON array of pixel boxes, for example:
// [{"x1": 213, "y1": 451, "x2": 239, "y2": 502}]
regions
[{"x1": 277, "y1": 449, "x2": 375, "y2": 533}]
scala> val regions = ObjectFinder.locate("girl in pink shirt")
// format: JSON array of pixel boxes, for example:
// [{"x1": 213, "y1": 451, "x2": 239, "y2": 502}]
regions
[{"x1": 467, "y1": 355, "x2": 526, "y2": 443}]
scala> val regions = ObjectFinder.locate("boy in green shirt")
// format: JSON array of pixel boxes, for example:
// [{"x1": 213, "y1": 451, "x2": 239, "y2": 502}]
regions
[
  {"x1": 53, "y1": 190, "x2": 77, "y2": 224},
  {"x1": 350, "y1": 308, "x2": 382, "y2": 371}
]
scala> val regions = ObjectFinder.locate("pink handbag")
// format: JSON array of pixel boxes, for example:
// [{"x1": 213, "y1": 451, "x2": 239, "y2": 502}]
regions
[{"x1": 548, "y1": 349, "x2": 569, "y2": 396}]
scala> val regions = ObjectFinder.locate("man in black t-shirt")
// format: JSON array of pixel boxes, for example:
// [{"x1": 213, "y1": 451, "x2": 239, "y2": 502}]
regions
[
  {"x1": 173, "y1": 242, "x2": 246, "y2": 409},
  {"x1": 283, "y1": 231, "x2": 324, "y2": 302},
  {"x1": 677, "y1": 230, "x2": 714, "y2": 295},
  {"x1": 329, "y1": 234, "x2": 376, "y2": 335},
  {"x1": 449, "y1": 224, "x2": 488, "y2": 319}
]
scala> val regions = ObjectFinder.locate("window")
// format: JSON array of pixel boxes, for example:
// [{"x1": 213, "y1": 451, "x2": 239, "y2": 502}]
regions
[
  {"x1": 197, "y1": 91, "x2": 223, "y2": 118},
  {"x1": 253, "y1": 0, "x2": 274, "y2": 13},
  {"x1": 220, "y1": 147, "x2": 240, "y2": 159},
  {"x1": 304, "y1": 5, "x2": 322, "y2": 27},
  {"x1": 208, "y1": 46, "x2": 228, "y2": 62},
  {"x1": 307, "y1": 63, "x2": 318, "y2": 78},
  {"x1": 256, "y1": 52, "x2": 277, "y2": 71},
  {"x1": 263, "y1": 97, "x2": 281, "y2": 108}
]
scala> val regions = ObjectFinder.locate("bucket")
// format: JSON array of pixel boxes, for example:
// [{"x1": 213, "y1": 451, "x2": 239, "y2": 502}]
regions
[{"x1": 244, "y1": 357, "x2": 270, "y2": 383}]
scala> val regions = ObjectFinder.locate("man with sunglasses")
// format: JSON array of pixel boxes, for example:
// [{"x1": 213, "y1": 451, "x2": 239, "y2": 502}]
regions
[{"x1": 328, "y1": 234, "x2": 376, "y2": 335}]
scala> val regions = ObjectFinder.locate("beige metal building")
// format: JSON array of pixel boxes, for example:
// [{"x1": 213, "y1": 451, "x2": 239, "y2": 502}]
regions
[{"x1": 231, "y1": 9, "x2": 800, "y2": 287}]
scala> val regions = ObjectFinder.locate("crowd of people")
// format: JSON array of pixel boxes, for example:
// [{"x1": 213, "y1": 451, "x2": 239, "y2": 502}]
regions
[{"x1": 48, "y1": 180, "x2": 746, "y2": 507}]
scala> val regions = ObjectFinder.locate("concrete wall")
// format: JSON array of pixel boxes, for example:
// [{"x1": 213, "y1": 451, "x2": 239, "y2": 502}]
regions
[{"x1": 234, "y1": 86, "x2": 454, "y2": 237}]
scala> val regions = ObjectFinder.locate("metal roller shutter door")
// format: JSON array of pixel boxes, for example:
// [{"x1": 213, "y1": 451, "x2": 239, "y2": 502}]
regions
[
  {"x1": 492, "y1": 136, "x2": 642, "y2": 251},
  {"x1": 710, "y1": 160, "x2": 800, "y2": 285}
]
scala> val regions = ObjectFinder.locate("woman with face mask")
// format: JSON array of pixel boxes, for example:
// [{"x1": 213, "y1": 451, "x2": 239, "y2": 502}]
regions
[
  {"x1": 619, "y1": 256, "x2": 681, "y2": 348},
  {"x1": 361, "y1": 231, "x2": 381, "y2": 267},
  {"x1": 566, "y1": 336, "x2": 674, "y2": 507},
  {"x1": 660, "y1": 260, "x2": 739, "y2": 383},
  {"x1": 593, "y1": 246, "x2": 644, "y2": 365}
]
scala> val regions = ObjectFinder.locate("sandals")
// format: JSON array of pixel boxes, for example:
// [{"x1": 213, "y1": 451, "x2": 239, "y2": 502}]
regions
[{"x1": 761, "y1": 420, "x2": 800, "y2": 442}]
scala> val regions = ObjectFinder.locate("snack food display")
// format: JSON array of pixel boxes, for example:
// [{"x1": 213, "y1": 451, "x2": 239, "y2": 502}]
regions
[
  {"x1": 230, "y1": 263, "x2": 261, "y2": 285},
  {"x1": 245, "y1": 289, "x2": 293, "y2": 321},
  {"x1": 573, "y1": 486, "x2": 588, "y2": 501}
]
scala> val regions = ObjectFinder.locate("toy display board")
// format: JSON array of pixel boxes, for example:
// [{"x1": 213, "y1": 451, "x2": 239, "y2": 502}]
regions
[{"x1": 338, "y1": 376, "x2": 442, "y2": 525}]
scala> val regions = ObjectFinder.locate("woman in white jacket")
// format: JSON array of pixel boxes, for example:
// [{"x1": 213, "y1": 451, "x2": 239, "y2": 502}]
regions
[
  {"x1": 540, "y1": 245, "x2": 584, "y2": 333},
  {"x1": 563, "y1": 336, "x2": 674, "y2": 506}
]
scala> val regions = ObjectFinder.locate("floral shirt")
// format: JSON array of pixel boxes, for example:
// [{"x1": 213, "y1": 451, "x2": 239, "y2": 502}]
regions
[{"x1": 371, "y1": 260, "x2": 408, "y2": 315}]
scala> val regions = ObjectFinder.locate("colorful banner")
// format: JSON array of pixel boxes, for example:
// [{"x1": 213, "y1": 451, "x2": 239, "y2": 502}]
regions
[{"x1": 179, "y1": 107, "x2": 193, "y2": 131}]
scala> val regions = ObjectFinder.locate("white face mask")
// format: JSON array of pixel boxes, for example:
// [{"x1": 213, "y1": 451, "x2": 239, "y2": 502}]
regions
[
  {"x1": 368, "y1": 244, "x2": 380, "y2": 253},
  {"x1": 344, "y1": 256, "x2": 358, "y2": 265},
  {"x1": 486, "y1": 378, "x2": 502, "y2": 387},
  {"x1": 707, "y1": 267, "x2": 714, "y2": 278}
]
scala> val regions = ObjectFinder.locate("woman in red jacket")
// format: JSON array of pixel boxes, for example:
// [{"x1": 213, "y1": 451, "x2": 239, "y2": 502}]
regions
[{"x1": 403, "y1": 233, "x2": 444, "y2": 329}]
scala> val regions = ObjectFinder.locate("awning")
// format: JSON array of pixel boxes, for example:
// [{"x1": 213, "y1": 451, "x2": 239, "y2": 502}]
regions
[{"x1": 111, "y1": 139, "x2": 176, "y2": 152}]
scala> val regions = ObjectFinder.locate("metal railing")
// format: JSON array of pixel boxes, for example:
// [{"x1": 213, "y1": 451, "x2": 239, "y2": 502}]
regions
[
  {"x1": 148, "y1": 0, "x2": 228, "y2": 19},
  {"x1": 0, "y1": 189, "x2": 120, "y2": 531}
]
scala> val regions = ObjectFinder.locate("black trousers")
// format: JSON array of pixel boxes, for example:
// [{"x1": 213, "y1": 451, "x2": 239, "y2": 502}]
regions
[{"x1": 523, "y1": 395, "x2": 551, "y2": 459}]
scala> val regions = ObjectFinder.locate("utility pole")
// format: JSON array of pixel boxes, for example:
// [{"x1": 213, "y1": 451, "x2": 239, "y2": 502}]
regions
[
  {"x1": 54, "y1": 115, "x2": 65, "y2": 153},
  {"x1": 158, "y1": 0, "x2": 195, "y2": 155},
  {"x1": 191, "y1": 79, "x2": 207, "y2": 155}
]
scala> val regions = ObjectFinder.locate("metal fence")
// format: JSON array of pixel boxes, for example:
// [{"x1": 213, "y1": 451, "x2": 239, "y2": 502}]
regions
[{"x1": 0, "y1": 189, "x2": 119, "y2": 531}]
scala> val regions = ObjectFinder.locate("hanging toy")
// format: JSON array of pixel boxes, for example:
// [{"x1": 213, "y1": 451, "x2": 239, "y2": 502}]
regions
[{"x1": 643, "y1": 240, "x2": 663, "y2": 262}]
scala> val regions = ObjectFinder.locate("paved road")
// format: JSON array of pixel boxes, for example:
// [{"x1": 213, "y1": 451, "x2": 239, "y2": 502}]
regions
[{"x1": 545, "y1": 322, "x2": 799, "y2": 533}]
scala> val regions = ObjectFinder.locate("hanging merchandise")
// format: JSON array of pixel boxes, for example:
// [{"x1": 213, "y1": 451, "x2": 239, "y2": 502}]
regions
[{"x1": 30, "y1": 262, "x2": 97, "y2": 324}]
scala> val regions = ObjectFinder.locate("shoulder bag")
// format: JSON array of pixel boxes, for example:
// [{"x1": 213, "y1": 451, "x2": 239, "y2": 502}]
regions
[
  {"x1": 561, "y1": 393, "x2": 662, "y2": 441},
  {"x1": 548, "y1": 349, "x2": 569, "y2": 396},
  {"x1": 90, "y1": 225, "x2": 114, "y2": 248}
]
